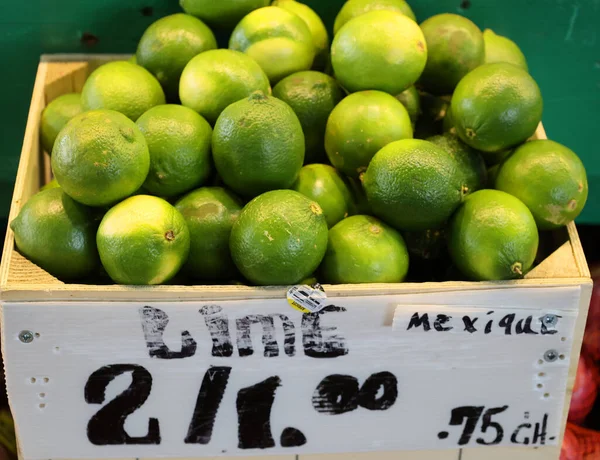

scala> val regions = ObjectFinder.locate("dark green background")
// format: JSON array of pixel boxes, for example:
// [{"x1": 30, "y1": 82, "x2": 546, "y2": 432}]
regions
[{"x1": 1, "y1": 0, "x2": 599, "y2": 224}]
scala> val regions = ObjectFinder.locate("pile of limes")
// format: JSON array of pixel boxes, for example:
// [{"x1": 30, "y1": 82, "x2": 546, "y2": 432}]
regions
[{"x1": 14, "y1": 0, "x2": 588, "y2": 285}]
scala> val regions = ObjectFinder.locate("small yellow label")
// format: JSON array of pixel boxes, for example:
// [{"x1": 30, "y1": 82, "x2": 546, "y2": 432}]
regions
[{"x1": 286, "y1": 284, "x2": 327, "y2": 314}]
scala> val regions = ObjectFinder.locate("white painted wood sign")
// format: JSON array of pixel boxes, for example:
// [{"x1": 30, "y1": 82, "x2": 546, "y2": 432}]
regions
[{"x1": 1, "y1": 286, "x2": 582, "y2": 460}]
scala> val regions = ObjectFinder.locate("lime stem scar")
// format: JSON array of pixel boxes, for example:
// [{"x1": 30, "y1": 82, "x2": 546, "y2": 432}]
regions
[
  {"x1": 512, "y1": 262, "x2": 523, "y2": 276},
  {"x1": 165, "y1": 230, "x2": 175, "y2": 241}
]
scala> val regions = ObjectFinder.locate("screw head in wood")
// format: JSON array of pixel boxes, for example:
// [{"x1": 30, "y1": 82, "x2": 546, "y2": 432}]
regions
[
  {"x1": 18, "y1": 330, "x2": 34, "y2": 343},
  {"x1": 544, "y1": 349, "x2": 559, "y2": 362}
]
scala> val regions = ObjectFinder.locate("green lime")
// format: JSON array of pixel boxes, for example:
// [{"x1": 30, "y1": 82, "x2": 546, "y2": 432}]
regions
[
  {"x1": 403, "y1": 228, "x2": 446, "y2": 260},
  {"x1": 97, "y1": 195, "x2": 190, "y2": 285},
  {"x1": 395, "y1": 86, "x2": 420, "y2": 127},
  {"x1": 40, "y1": 178, "x2": 60, "y2": 191},
  {"x1": 331, "y1": 10, "x2": 426, "y2": 94},
  {"x1": 230, "y1": 189, "x2": 328, "y2": 285},
  {"x1": 427, "y1": 134, "x2": 487, "y2": 195},
  {"x1": 333, "y1": 0, "x2": 416, "y2": 34},
  {"x1": 179, "y1": 49, "x2": 270, "y2": 125},
  {"x1": 273, "y1": 0, "x2": 329, "y2": 71},
  {"x1": 320, "y1": 215, "x2": 409, "y2": 283},
  {"x1": 135, "y1": 104, "x2": 212, "y2": 198},
  {"x1": 419, "y1": 13, "x2": 485, "y2": 95},
  {"x1": 229, "y1": 6, "x2": 315, "y2": 84},
  {"x1": 495, "y1": 140, "x2": 588, "y2": 230},
  {"x1": 325, "y1": 90, "x2": 413, "y2": 177},
  {"x1": 81, "y1": 61, "x2": 165, "y2": 121},
  {"x1": 175, "y1": 187, "x2": 243, "y2": 281},
  {"x1": 52, "y1": 109, "x2": 150, "y2": 207},
  {"x1": 10, "y1": 188, "x2": 98, "y2": 280},
  {"x1": 363, "y1": 139, "x2": 464, "y2": 230},
  {"x1": 448, "y1": 189, "x2": 539, "y2": 280},
  {"x1": 40, "y1": 93, "x2": 83, "y2": 153},
  {"x1": 451, "y1": 62, "x2": 543, "y2": 152},
  {"x1": 272, "y1": 70, "x2": 344, "y2": 164},
  {"x1": 136, "y1": 13, "x2": 217, "y2": 101},
  {"x1": 484, "y1": 29, "x2": 528, "y2": 71},
  {"x1": 292, "y1": 164, "x2": 356, "y2": 228},
  {"x1": 212, "y1": 91, "x2": 304, "y2": 198},
  {"x1": 413, "y1": 92, "x2": 451, "y2": 139},
  {"x1": 180, "y1": 0, "x2": 270, "y2": 29}
]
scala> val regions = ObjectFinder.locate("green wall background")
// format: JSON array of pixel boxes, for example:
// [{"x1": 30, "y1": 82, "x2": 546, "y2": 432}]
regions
[{"x1": 1, "y1": 0, "x2": 599, "y2": 223}]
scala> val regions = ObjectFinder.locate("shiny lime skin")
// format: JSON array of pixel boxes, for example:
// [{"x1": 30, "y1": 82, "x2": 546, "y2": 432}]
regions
[
  {"x1": 179, "y1": 49, "x2": 270, "y2": 125},
  {"x1": 363, "y1": 139, "x2": 465, "y2": 231},
  {"x1": 229, "y1": 6, "x2": 315, "y2": 84},
  {"x1": 451, "y1": 62, "x2": 543, "y2": 153},
  {"x1": 292, "y1": 164, "x2": 356, "y2": 228},
  {"x1": 136, "y1": 104, "x2": 212, "y2": 198},
  {"x1": 325, "y1": 90, "x2": 413, "y2": 177},
  {"x1": 495, "y1": 140, "x2": 588, "y2": 230},
  {"x1": 427, "y1": 134, "x2": 487, "y2": 195},
  {"x1": 483, "y1": 29, "x2": 528, "y2": 71},
  {"x1": 51, "y1": 110, "x2": 150, "y2": 207},
  {"x1": 180, "y1": 0, "x2": 270, "y2": 29},
  {"x1": 81, "y1": 61, "x2": 166, "y2": 121},
  {"x1": 10, "y1": 188, "x2": 99, "y2": 280},
  {"x1": 419, "y1": 13, "x2": 485, "y2": 95},
  {"x1": 136, "y1": 13, "x2": 217, "y2": 101},
  {"x1": 273, "y1": 71, "x2": 344, "y2": 164},
  {"x1": 175, "y1": 187, "x2": 243, "y2": 281},
  {"x1": 320, "y1": 215, "x2": 409, "y2": 284},
  {"x1": 40, "y1": 93, "x2": 83, "y2": 153},
  {"x1": 212, "y1": 91, "x2": 304, "y2": 198},
  {"x1": 448, "y1": 189, "x2": 539, "y2": 281},
  {"x1": 331, "y1": 10, "x2": 427, "y2": 95},
  {"x1": 97, "y1": 195, "x2": 190, "y2": 285},
  {"x1": 273, "y1": 0, "x2": 330, "y2": 71},
  {"x1": 333, "y1": 0, "x2": 416, "y2": 34},
  {"x1": 230, "y1": 190, "x2": 328, "y2": 285}
]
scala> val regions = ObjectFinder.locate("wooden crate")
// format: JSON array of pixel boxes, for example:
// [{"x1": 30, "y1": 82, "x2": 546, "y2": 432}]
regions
[{"x1": 0, "y1": 55, "x2": 593, "y2": 460}]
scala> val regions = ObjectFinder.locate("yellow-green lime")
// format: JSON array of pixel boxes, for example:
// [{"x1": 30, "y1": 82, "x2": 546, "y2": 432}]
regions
[
  {"x1": 333, "y1": 0, "x2": 416, "y2": 34},
  {"x1": 230, "y1": 189, "x2": 328, "y2": 285},
  {"x1": 40, "y1": 178, "x2": 60, "y2": 191},
  {"x1": 97, "y1": 195, "x2": 190, "y2": 285},
  {"x1": 40, "y1": 93, "x2": 83, "y2": 153},
  {"x1": 363, "y1": 139, "x2": 465, "y2": 231},
  {"x1": 427, "y1": 133, "x2": 487, "y2": 195},
  {"x1": 495, "y1": 140, "x2": 588, "y2": 230},
  {"x1": 484, "y1": 29, "x2": 528, "y2": 71},
  {"x1": 292, "y1": 164, "x2": 356, "y2": 228},
  {"x1": 272, "y1": 70, "x2": 344, "y2": 164},
  {"x1": 179, "y1": 49, "x2": 270, "y2": 125},
  {"x1": 128, "y1": 55, "x2": 137, "y2": 64},
  {"x1": 212, "y1": 91, "x2": 304, "y2": 198},
  {"x1": 273, "y1": 0, "x2": 329, "y2": 71},
  {"x1": 395, "y1": 86, "x2": 420, "y2": 127},
  {"x1": 448, "y1": 189, "x2": 539, "y2": 280},
  {"x1": 175, "y1": 187, "x2": 243, "y2": 281},
  {"x1": 331, "y1": 10, "x2": 427, "y2": 94},
  {"x1": 136, "y1": 13, "x2": 217, "y2": 100},
  {"x1": 451, "y1": 62, "x2": 543, "y2": 152},
  {"x1": 10, "y1": 188, "x2": 98, "y2": 280},
  {"x1": 419, "y1": 13, "x2": 485, "y2": 95},
  {"x1": 320, "y1": 215, "x2": 409, "y2": 283},
  {"x1": 180, "y1": 0, "x2": 270, "y2": 29},
  {"x1": 325, "y1": 90, "x2": 413, "y2": 177},
  {"x1": 229, "y1": 6, "x2": 315, "y2": 83},
  {"x1": 135, "y1": 104, "x2": 212, "y2": 198},
  {"x1": 81, "y1": 61, "x2": 165, "y2": 121},
  {"x1": 51, "y1": 109, "x2": 150, "y2": 207}
]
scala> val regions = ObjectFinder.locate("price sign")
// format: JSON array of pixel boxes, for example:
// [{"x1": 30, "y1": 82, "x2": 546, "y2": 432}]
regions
[{"x1": 1, "y1": 286, "x2": 582, "y2": 460}]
